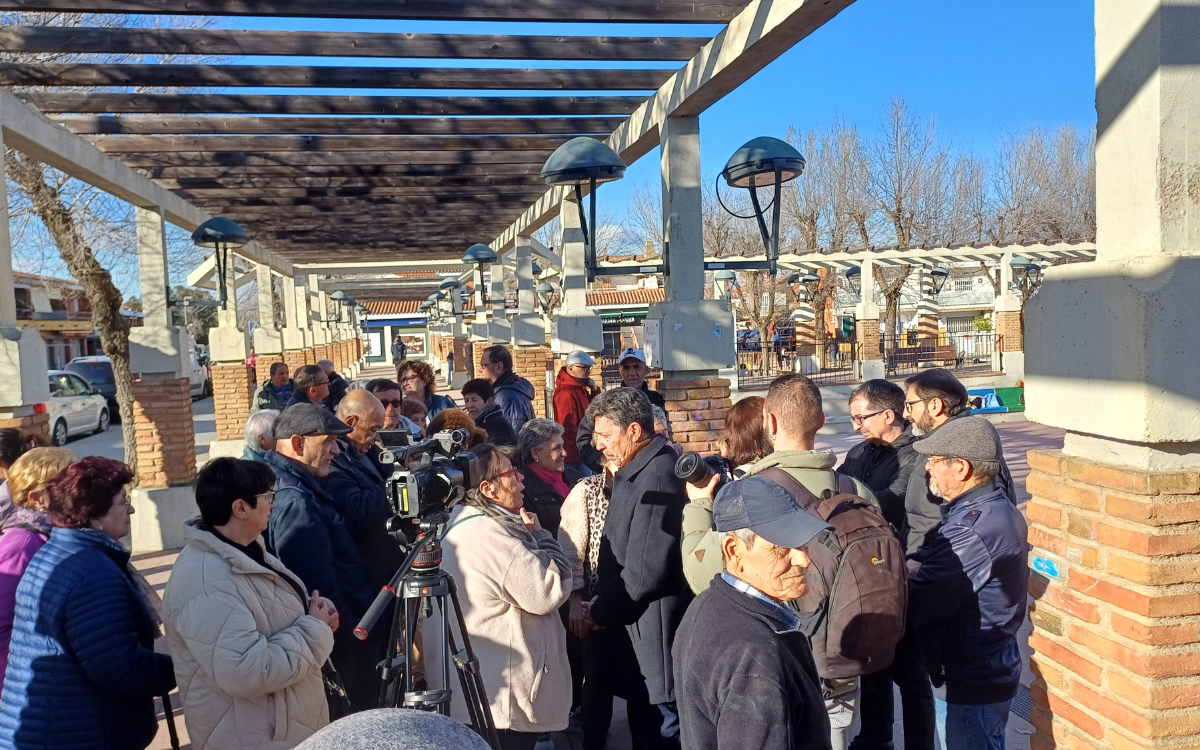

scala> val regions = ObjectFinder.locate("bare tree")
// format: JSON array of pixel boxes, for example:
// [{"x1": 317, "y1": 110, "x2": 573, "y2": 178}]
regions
[
  {"x1": 868, "y1": 99, "x2": 948, "y2": 248},
  {"x1": 873, "y1": 264, "x2": 913, "y2": 340},
  {"x1": 728, "y1": 271, "x2": 790, "y2": 374}
]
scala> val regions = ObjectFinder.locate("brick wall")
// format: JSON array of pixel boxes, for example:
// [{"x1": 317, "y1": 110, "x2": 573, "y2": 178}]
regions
[
  {"x1": 513, "y1": 346, "x2": 551, "y2": 419},
  {"x1": 997, "y1": 311, "x2": 1023, "y2": 352},
  {"x1": 453, "y1": 337, "x2": 469, "y2": 373},
  {"x1": 856, "y1": 319, "x2": 881, "y2": 360},
  {"x1": 212, "y1": 364, "x2": 253, "y2": 442},
  {"x1": 132, "y1": 377, "x2": 196, "y2": 488},
  {"x1": 0, "y1": 411, "x2": 49, "y2": 442},
  {"x1": 472, "y1": 341, "x2": 486, "y2": 380},
  {"x1": 332, "y1": 340, "x2": 345, "y2": 373},
  {"x1": 303, "y1": 348, "x2": 315, "y2": 366},
  {"x1": 282, "y1": 349, "x2": 306, "y2": 373},
  {"x1": 255, "y1": 354, "x2": 285, "y2": 385},
  {"x1": 1025, "y1": 449, "x2": 1200, "y2": 749},
  {"x1": 916, "y1": 314, "x2": 939, "y2": 341},
  {"x1": 659, "y1": 378, "x2": 732, "y2": 455}
]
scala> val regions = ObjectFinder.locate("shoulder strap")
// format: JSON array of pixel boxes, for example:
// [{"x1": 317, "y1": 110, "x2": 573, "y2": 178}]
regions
[
  {"x1": 835, "y1": 472, "x2": 856, "y2": 496},
  {"x1": 759, "y1": 467, "x2": 821, "y2": 512},
  {"x1": 3, "y1": 523, "x2": 45, "y2": 536}
]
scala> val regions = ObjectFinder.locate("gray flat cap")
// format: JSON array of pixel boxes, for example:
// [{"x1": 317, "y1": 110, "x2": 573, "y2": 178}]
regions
[
  {"x1": 274, "y1": 402, "x2": 352, "y2": 440},
  {"x1": 913, "y1": 416, "x2": 1001, "y2": 461},
  {"x1": 296, "y1": 709, "x2": 490, "y2": 750}
]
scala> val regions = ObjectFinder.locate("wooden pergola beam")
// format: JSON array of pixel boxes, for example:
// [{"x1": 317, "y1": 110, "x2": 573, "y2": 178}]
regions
[
  {"x1": 185, "y1": 194, "x2": 537, "y2": 207},
  {"x1": 137, "y1": 163, "x2": 545, "y2": 179},
  {"x1": 50, "y1": 116, "x2": 624, "y2": 136},
  {"x1": 0, "y1": 0, "x2": 752, "y2": 22},
  {"x1": 17, "y1": 93, "x2": 645, "y2": 116},
  {"x1": 113, "y1": 150, "x2": 554, "y2": 168},
  {"x1": 153, "y1": 175, "x2": 546, "y2": 190},
  {"x1": 88, "y1": 134, "x2": 579, "y2": 153},
  {"x1": 0, "y1": 63, "x2": 674, "y2": 90},
  {"x1": 172, "y1": 186, "x2": 549, "y2": 199},
  {"x1": 0, "y1": 27, "x2": 709, "y2": 61}
]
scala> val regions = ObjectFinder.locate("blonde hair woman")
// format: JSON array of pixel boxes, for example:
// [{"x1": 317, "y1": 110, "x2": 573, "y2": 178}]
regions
[{"x1": 0, "y1": 447, "x2": 74, "y2": 693}]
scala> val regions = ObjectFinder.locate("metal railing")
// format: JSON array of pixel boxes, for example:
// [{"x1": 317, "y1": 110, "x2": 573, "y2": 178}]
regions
[
  {"x1": 736, "y1": 337, "x2": 858, "y2": 390},
  {"x1": 878, "y1": 332, "x2": 1000, "y2": 378}
]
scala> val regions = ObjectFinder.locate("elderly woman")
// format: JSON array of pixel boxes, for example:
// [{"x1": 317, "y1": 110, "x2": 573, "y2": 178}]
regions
[
  {"x1": 397, "y1": 360, "x2": 455, "y2": 420},
  {"x1": 0, "y1": 456, "x2": 175, "y2": 750},
  {"x1": 438, "y1": 443, "x2": 572, "y2": 750},
  {"x1": 163, "y1": 457, "x2": 339, "y2": 750},
  {"x1": 243, "y1": 409, "x2": 279, "y2": 461},
  {"x1": 516, "y1": 418, "x2": 582, "y2": 537},
  {"x1": 0, "y1": 447, "x2": 74, "y2": 694}
]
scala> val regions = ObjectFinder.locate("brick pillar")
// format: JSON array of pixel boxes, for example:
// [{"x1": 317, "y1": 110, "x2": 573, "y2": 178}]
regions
[
  {"x1": 917, "y1": 314, "x2": 940, "y2": 342},
  {"x1": 282, "y1": 349, "x2": 306, "y2": 372},
  {"x1": 472, "y1": 342, "x2": 486, "y2": 379},
  {"x1": 331, "y1": 341, "x2": 344, "y2": 373},
  {"x1": 856, "y1": 319, "x2": 881, "y2": 360},
  {"x1": 255, "y1": 354, "x2": 285, "y2": 386},
  {"x1": 132, "y1": 377, "x2": 197, "y2": 488},
  {"x1": 658, "y1": 378, "x2": 732, "y2": 455},
  {"x1": 1026, "y1": 449, "x2": 1200, "y2": 749},
  {"x1": 212, "y1": 364, "x2": 253, "y2": 442},
  {"x1": 512, "y1": 346, "x2": 551, "y2": 419},
  {"x1": 303, "y1": 348, "x2": 315, "y2": 366},
  {"x1": 997, "y1": 311, "x2": 1023, "y2": 352},
  {"x1": 0, "y1": 411, "x2": 50, "y2": 443},
  {"x1": 453, "y1": 338, "x2": 468, "y2": 374}
]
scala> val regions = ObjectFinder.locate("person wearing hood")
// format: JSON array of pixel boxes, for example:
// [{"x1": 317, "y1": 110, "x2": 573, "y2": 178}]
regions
[
  {"x1": 553, "y1": 351, "x2": 600, "y2": 476},
  {"x1": 480, "y1": 345, "x2": 535, "y2": 431},
  {"x1": 461, "y1": 378, "x2": 517, "y2": 447},
  {"x1": 574, "y1": 348, "x2": 663, "y2": 473},
  {"x1": 163, "y1": 457, "x2": 338, "y2": 749}
]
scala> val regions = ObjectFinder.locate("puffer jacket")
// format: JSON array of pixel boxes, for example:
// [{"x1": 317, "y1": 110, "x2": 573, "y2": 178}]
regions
[
  {"x1": 837, "y1": 430, "x2": 919, "y2": 534},
  {"x1": 0, "y1": 527, "x2": 176, "y2": 750},
  {"x1": 492, "y1": 370, "x2": 536, "y2": 432},
  {"x1": 436, "y1": 505, "x2": 573, "y2": 732},
  {"x1": 163, "y1": 520, "x2": 334, "y2": 750},
  {"x1": 552, "y1": 367, "x2": 598, "y2": 464}
]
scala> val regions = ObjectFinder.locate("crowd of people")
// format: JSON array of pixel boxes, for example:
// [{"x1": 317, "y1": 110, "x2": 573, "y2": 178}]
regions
[{"x1": 0, "y1": 343, "x2": 1029, "y2": 750}]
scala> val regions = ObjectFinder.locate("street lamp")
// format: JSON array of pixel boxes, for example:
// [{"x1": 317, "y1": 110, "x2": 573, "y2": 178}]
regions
[
  {"x1": 191, "y1": 217, "x2": 249, "y2": 310},
  {"x1": 541, "y1": 137, "x2": 627, "y2": 282},
  {"x1": 325, "y1": 290, "x2": 348, "y2": 323},
  {"x1": 714, "y1": 269, "x2": 735, "y2": 300},
  {"x1": 463, "y1": 243, "x2": 499, "y2": 306},
  {"x1": 535, "y1": 282, "x2": 557, "y2": 316},
  {"x1": 715, "y1": 136, "x2": 806, "y2": 275},
  {"x1": 845, "y1": 266, "x2": 862, "y2": 301},
  {"x1": 930, "y1": 266, "x2": 950, "y2": 296}
]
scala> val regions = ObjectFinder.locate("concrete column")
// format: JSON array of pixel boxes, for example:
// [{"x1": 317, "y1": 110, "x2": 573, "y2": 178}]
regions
[
  {"x1": 487, "y1": 263, "x2": 511, "y2": 344},
  {"x1": 993, "y1": 251, "x2": 1026, "y2": 376},
  {"x1": 1023, "y1": 4, "x2": 1200, "y2": 748},
  {"x1": 792, "y1": 301, "x2": 820, "y2": 374},
  {"x1": 308, "y1": 275, "x2": 328, "y2": 347},
  {"x1": 511, "y1": 236, "x2": 544, "y2": 348},
  {"x1": 279, "y1": 275, "x2": 307, "y2": 373},
  {"x1": 252, "y1": 264, "x2": 283, "y2": 384},
  {"x1": 915, "y1": 265, "x2": 940, "y2": 341},
  {"x1": 661, "y1": 115, "x2": 705, "y2": 302},
  {"x1": 852, "y1": 259, "x2": 883, "y2": 380},
  {"x1": 554, "y1": 196, "x2": 602, "y2": 354},
  {"x1": 209, "y1": 243, "x2": 250, "y2": 455}
]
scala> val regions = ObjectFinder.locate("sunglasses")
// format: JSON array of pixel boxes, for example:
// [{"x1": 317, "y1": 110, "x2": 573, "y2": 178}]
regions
[{"x1": 378, "y1": 399, "x2": 405, "y2": 409}]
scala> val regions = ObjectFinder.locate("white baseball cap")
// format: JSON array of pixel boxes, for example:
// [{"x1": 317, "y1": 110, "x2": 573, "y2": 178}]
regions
[
  {"x1": 565, "y1": 351, "x2": 596, "y2": 366},
  {"x1": 618, "y1": 348, "x2": 647, "y2": 365}
]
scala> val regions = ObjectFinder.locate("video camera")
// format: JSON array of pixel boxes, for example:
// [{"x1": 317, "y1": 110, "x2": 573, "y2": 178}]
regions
[{"x1": 375, "y1": 429, "x2": 481, "y2": 530}]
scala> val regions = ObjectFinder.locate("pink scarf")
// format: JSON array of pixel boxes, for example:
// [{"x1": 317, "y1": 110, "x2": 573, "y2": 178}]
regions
[{"x1": 526, "y1": 463, "x2": 570, "y2": 499}]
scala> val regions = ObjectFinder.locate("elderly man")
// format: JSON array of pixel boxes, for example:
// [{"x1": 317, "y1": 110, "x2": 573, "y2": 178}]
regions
[
  {"x1": 581, "y1": 387, "x2": 691, "y2": 749},
  {"x1": 263, "y1": 403, "x2": 379, "y2": 710},
  {"x1": 251, "y1": 362, "x2": 292, "y2": 413},
  {"x1": 907, "y1": 417, "x2": 1028, "y2": 750},
  {"x1": 286, "y1": 364, "x2": 331, "y2": 409},
  {"x1": 674, "y1": 476, "x2": 833, "y2": 750},
  {"x1": 318, "y1": 359, "x2": 350, "y2": 412},
  {"x1": 575, "y1": 348, "x2": 663, "y2": 472},
  {"x1": 553, "y1": 350, "x2": 600, "y2": 475},
  {"x1": 364, "y1": 378, "x2": 422, "y2": 435},
  {"x1": 242, "y1": 409, "x2": 279, "y2": 461},
  {"x1": 479, "y1": 344, "x2": 535, "y2": 431}
]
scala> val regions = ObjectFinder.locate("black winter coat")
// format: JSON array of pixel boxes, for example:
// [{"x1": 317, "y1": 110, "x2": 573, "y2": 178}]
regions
[
  {"x1": 323, "y1": 372, "x2": 349, "y2": 412},
  {"x1": 319, "y1": 439, "x2": 403, "y2": 591},
  {"x1": 909, "y1": 481, "x2": 1029, "y2": 705},
  {"x1": 674, "y1": 575, "x2": 831, "y2": 750},
  {"x1": 517, "y1": 461, "x2": 582, "y2": 537},
  {"x1": 575, "y1": 383, "x2": 666, "y2": 472},
  {"x1": 903, "y1": 413, "x2": 1016, "y2": 555},
  {"x1": 837, "y1": 430, "x2": 919, "y2": 534},
  {"x1": 589, "y1": 434, "x2": 692, "y2": 705},
  {"x1": 476, "y1": 401, "x2": 518, "y2": 447}
]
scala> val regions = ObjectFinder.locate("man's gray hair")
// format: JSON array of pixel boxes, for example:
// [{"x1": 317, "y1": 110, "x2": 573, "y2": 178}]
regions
[
  {"x1": 316, "y1": 359, "x2": 335, "y2": 373},
  {"x1": 953, "y1": 457, "x2": 999, "y2": 482},
  {"x1": 517, "y1": 418, "x2": 564, "y2": 464},
  {"x1": 651, "y1": 406, "x2": 672, "y2": 438},
  {"x1": 585, "y1": 387, "x2": 654, "y2": 436},
  {"x1": 244, "y1": 409, "x2": 279, "y2": 451},
  {"x1": 720, "y1": 529, "x2": 757, "y2": 570}
]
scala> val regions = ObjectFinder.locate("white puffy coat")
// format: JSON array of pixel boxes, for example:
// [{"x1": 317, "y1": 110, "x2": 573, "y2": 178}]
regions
[{"x1": 163, "y1": 520, "x2": 334, "y2": 750}]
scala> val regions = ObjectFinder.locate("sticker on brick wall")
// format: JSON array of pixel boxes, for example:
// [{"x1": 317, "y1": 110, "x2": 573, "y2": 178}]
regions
[{"x1": 1031, "y1": 556, "x2": 1060, "y2": 579}]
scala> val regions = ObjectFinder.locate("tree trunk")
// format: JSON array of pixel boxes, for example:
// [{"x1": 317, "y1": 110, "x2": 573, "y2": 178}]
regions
[
  {"x1": 5, "y1": 150, "x2": 137, "y2": 477},
  {"x1": 872, "y1": 264, "x2": 912, "y2": 345}
]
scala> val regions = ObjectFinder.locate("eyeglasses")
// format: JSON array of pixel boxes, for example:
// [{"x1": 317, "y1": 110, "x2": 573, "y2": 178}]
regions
[
  {"x1": 905, "y1": 397, "x2": 931, "y2": 408},
  {"x1": 256, "y1": 490, "x2": 276, "y2": 503},
  {"x1": 925, "y1": 457, "x2": 954, "y2": 467},
  {"x1": 400, "y1": 374, "x2": 422, "y2": 383},
  {"x1": 495, "y1": 467, "x2": 520, "y2": 481},
  {"x1": 850, "y1": 410, "x2": 885, "y2": 426}
]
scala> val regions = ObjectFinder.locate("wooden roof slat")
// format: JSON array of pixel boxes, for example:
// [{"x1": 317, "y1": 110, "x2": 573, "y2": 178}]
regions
[
  {"x1": 18, "y1": 93, "x2": 644, "y2": 116},
  {"x1": 154, "y1": 175, "x2": 546, "y2": 189},
  {"x1": 89, "y1": 134, "x2": 580, "y2": 153},
  {"x1": 0, "y1": 27, "x2": 709, "y2": 61},
  {"x1": 135, "y1": 163, "x2": 544, "y2": 178},
  {"x1": 184, "y1": 194, "x2": 539, "y2": 207},
  {"x1": 0, "y1": 63, "x2": 674, "y2": 90},
  {"x1": 51, "y1": 115, "x2": 624, "y2": 136},
  {"x1": 113, "y1": 150, "x2": 554, "y2": 168},
  {"x1": 0, "y1": 0, "x2": 752, "y2": 22},
  {"x1": 171, "y1": 186, "x2": 550, "y2": 198}
]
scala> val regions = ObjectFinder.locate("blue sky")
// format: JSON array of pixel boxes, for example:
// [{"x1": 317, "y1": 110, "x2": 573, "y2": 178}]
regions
[{"x1": 225, "y1": 0, "x2": 1097, "y2": 222}]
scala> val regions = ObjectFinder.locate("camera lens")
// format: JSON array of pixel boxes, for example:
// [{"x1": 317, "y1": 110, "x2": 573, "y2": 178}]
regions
[{"x1": 675, "y1": 451, "x2": 716, "y2": 487}]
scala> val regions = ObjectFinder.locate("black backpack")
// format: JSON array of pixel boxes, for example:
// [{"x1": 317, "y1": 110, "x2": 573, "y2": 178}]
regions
[{"x1": 759, "y1": 468, "x2": 908, "y2": 678}]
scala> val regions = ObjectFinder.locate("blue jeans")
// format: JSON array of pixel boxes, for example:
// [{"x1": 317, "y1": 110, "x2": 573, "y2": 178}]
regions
[{"x1": 934, "y1": 698, "x2": 1012, "y2": 750}]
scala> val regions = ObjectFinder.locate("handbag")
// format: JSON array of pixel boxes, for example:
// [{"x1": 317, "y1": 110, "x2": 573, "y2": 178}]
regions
[{"x1": 322, "y1": 660, "x2": 352, "y2": 720}]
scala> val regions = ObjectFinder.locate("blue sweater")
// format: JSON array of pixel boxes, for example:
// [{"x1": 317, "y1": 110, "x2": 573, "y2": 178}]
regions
[{"x1": 0, "y1": 528, "x2": 175, "y2": 750}]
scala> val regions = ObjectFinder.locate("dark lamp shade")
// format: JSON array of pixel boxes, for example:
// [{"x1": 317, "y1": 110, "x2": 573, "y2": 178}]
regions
[
  {"x1": 192, "y1": 217, "x2": 249, "y2": 248},
  {"x1": 462, "y1": 244, "x2": 499, "y2": 264},
  {"x1": 721, "y1": 136, "x2": 806, "y2": 188},
  {"x1": 330, "y1": 291, "x2": 349, "y2": 302},
  {"x1": 801, "y1": 273, "x2": 820, "y2": 285},
  {"x1": 714, "y1": 270, "x2": 736, "y2": 281},
  {"x1": 541, "y1": 137, "x2": 627, "y2": 186},
  {"x1": 439, "y1": 279, "x2": 461, "y2": 290},
  {"x1": 845, "y1": 265, "x2": 862, "y2": 295},
  {"x1": 428, "y1": 291, "x2": 445, "y2": 301}
]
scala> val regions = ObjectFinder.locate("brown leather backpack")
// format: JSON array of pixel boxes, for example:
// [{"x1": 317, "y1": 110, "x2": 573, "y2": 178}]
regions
[{"x1": 759, "y1": 468, "x2": 908, "y2": 679}]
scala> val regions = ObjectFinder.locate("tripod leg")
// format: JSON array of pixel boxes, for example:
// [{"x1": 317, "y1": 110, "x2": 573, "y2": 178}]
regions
[
  {"x1": 447, "y1": 577, "x2": 502, "y2": 750},
  {"x1": 378, "y1": 596, "x2": 404, "y2": 709}
]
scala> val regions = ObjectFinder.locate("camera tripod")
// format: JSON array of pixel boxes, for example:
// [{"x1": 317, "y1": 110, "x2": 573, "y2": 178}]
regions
[{"x1": 354, "y1": 517, "x2": 501, "y2": 750}]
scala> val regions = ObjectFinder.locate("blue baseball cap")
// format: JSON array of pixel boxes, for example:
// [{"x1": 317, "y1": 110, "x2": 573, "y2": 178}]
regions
[{"x1": 712, "y1": 476, "x2": 831, "y2": 549}]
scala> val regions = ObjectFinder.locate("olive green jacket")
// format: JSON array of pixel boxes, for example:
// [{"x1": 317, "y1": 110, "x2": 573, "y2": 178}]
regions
[{"x1": 681, "y1": 450, "x2": 880, "y2": 595}]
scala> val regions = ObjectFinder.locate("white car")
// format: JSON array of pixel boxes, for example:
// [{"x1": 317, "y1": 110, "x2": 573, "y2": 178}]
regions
[{"x1": 46, "y1": 370, "x2": 110, "y2": 447}]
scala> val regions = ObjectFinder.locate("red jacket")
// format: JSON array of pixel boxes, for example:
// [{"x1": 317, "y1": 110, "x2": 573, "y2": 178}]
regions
[{"x1": 553, "y1": 367, "x2": 599, "y2": 464}]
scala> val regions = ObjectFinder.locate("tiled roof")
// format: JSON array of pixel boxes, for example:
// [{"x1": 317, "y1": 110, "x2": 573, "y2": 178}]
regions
[
  {"x1": 586, "y1": 288, "x2": 664, "y2": 306},
  {"x1": 13, "y1": 271, "x2": 83, "y2": 290},
  {"x1": 363, "y1": 301, "x2": 422, "y2": 315}
]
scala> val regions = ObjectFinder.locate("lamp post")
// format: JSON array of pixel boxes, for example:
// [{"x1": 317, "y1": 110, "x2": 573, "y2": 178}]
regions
[
  {"x1": 1010, "y1": 255, "x2": 1043, "y2": 298},
  {"x1": 714, "y1": 137, "x2": 806, "y2": 275},
  {"x1": 535, "y1": 282, "x2": 557, "y2": 316},
  {"x1": 462, "y1": 244, "x2": 499, "y2": 341},
  {"x1": 845, "y1": 265, "x2": 862, "y2": 301},
  {"x1": 714, "y1": 269, "x2": 735, "y2": 300},
  {"x1": 191, "y1": 217, "x2": 249, "y2": 311},
  {"x1": 541, "y1": 137, "x2": 626, "y2": 282},
  {"x1": 930, "y1": 266, "x2": 950, "y2": 296}
]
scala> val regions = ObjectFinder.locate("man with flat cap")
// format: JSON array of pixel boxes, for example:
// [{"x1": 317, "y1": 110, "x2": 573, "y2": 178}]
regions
[
  {"x1": 673, "y1": 475, "x2": 833, "y2": 750},
  {"x1": 263, "y1": 403, "x2": 381, "y2": 710},
  {"x1": 907, "y1": 416, "x2": 1028, "y2": 750}
]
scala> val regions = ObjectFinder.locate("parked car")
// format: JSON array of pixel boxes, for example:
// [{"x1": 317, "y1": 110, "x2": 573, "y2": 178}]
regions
[
  {"x1": 65, "y1": 356, "x2": 118, "y2": 417},
  {"x1": 46, "y1": 370, "x2": 109, "y2": 447}
]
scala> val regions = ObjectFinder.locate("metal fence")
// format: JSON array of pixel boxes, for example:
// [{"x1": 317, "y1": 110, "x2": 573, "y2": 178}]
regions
[
  {"x1": 737, "y1": 337, "x2": 858, "y2": 390},
  {"x1": 880, "y1": 332, "x2": 999, "y2": 378}
]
